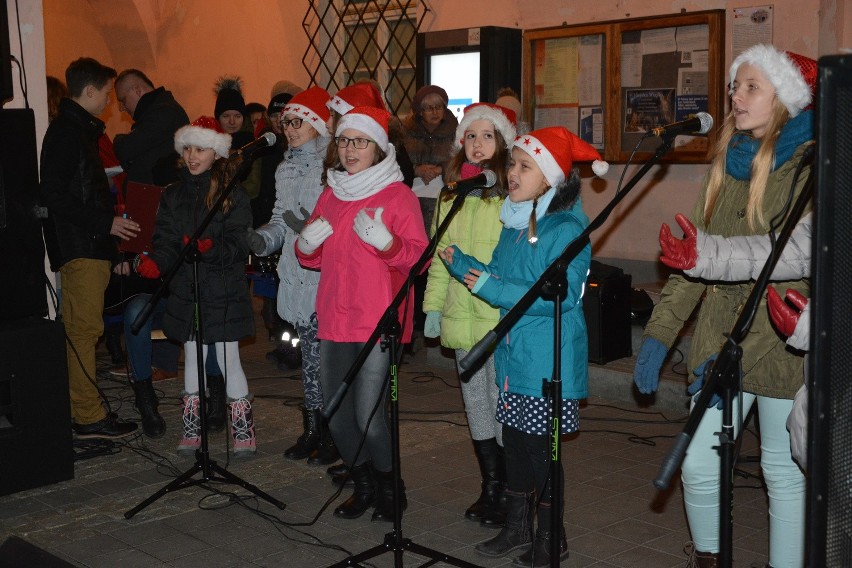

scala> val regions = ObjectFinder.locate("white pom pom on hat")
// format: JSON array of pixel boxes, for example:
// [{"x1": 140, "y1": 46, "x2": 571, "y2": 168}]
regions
[{"x1": 512, "y1": 127, "x2": 608, "y2": 187}]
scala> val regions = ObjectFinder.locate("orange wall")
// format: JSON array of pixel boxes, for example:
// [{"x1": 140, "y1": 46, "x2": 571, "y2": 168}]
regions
[{"x1": 32, "y1": 0, "x2": 851, "y2": 266}]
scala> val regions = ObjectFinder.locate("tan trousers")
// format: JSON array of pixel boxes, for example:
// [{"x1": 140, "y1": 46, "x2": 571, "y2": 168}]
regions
[{"x1": 60, "y1": 258, "x2": 110, "y2": 425}]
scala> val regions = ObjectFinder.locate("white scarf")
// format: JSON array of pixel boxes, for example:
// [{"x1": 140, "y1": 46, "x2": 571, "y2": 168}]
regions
[
  {"x1": 500, "y1": 187, "x2": 557, "y2": 229},
  {"x1": 327, "y1": 144, "x2": 404, "y2": 201}
]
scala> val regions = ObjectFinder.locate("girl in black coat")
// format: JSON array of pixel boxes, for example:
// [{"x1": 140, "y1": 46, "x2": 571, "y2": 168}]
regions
[{"x1": 137, "y1": 116, "x2": 256, "y2": 455}]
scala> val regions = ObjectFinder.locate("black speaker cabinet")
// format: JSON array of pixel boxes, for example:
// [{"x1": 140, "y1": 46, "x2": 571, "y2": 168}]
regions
[
  {"x1": 0, "y1": 109, "x2": 47, "y2": 322},
  {"x1": 0, "y1": 318, "x2": 73, "y2": 496},
  {"x1": 808, "y1": 53, "x2": 852, "y2": 568},
  {"x1": 583, "y1": 262, "x2": 632, "y2": 364}
]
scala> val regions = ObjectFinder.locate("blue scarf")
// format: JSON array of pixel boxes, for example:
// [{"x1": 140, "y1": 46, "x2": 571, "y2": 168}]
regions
[
  {"x1": 500, "y1": 187, "x2": 557, "y2": 230},
  {"x1": 725, "y1": 110, "x2": 814, "y2": 181}
]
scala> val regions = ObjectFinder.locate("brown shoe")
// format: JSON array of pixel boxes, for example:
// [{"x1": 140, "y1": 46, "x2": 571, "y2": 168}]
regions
[{"x1": 151, "y1": 368, "x2": 178, "y2": 382}]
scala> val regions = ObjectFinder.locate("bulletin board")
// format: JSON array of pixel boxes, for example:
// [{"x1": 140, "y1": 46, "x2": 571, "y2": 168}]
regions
[{"x1": 523, "y1": 10, "x2": 725, "y2": 164}]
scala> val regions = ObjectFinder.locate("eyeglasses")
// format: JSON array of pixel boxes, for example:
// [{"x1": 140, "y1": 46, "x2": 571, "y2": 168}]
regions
[
  {"x1": 335, "y1": 136, "x2": 374, "y2": 149},
  {"x1": 421, "y1": 104, "x2": 445, "y2": 113},
  {"x1": 280, "y1": 118, "x2": 304, "y2": 129}
]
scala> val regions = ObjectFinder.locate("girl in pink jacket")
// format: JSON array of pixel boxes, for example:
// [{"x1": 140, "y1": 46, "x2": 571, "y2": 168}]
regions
[{"x1": 296, "y1": 106, "x2": 428, "y2": 522}]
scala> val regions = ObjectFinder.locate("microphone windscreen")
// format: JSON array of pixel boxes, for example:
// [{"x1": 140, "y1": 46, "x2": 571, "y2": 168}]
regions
[{"x1": 262, "y1": 131, "x2": 277, "y2": 146}]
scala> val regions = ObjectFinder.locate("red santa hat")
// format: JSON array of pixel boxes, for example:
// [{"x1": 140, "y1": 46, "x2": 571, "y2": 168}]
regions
[
  {"x1": 513, "y1": 127, "x2": 609, "y2": 187},
  {"x1": 174, "y1": 115, "x2": 231, "y2": 159},
  {"x1": 336, "y1": 106, "x2": 391, "y2": 153},
  {"x1": 327, "y1": 83, "x2": 387, "y2": 115},
  {"x1": 282, "y1": 86, "x2": 331, "y2": 136},
  {"x1": 453, "y1": 102, "x2": 517, "y2": 151},
  {"x1": 729, "y1": 45, "x2": 817, "y2": 118}
]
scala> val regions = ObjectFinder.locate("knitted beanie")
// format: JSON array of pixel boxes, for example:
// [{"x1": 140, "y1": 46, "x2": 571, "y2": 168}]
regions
[
  {"x1": 453, "y1": 102, "x2": 517, "y2": 151},
  {"x1": 282, "y1": 86, "x2": 331, "y2": 136},
  {"x1": 412, "y1": 85, "x2": 449, "y2": 113},
  {"x1": 267, "y1": 92, "x2": 294, "y2": 116},
  {"x1": 729, "y1": 45, "x2": 817, "y2": 117},
  {"x1": 214, "y1": 76, "x2": 246, "y2": 118},
  {"x1": 513, "y1": 127, "x2": 608, "y2": 186},
  {"x1": 336, "y1": 106, "x2": 390, "y2": 152},
  {"x1": 174, "y1": 116, "x2": 232, "y2": 159}
]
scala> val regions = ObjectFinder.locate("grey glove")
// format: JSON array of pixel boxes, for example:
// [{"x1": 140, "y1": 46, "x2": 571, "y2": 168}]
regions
[
  {"x1": 246, "y1": 228, "x2": 266, "y2": 256},
  {"x1": 283, "y1": 207, "x2": 311, "y2": 234}
]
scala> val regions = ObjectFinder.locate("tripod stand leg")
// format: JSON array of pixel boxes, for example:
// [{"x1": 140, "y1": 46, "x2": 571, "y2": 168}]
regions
[
  {"x1": 208, "y1": 461, "x2": 286, "y2": 510},
  {"x1": 124, "y1": 460, "x2": 203, "y2": 519}
]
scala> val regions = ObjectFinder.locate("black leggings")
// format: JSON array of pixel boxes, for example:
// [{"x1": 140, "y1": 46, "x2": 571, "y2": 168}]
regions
[
  {"x1": 503, "y1": 424, "x2": 564, "y2": 508},
  {"x1": 320, "y1": 341, "x2": 392, "y2": 471}
]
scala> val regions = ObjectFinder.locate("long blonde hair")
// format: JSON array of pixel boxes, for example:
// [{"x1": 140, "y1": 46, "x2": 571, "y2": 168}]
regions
[{"x1": 703, "y1": 98, "x2": 791, "y2": 231}]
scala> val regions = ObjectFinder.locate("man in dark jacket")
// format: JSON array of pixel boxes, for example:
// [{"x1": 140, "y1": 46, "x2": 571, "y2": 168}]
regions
[
  {"x1": 113, "y1": 69, "x2": 189, "y2": 186},
  {"x1": 40, "y1": 57, "x2": 139, "y2": 439}
]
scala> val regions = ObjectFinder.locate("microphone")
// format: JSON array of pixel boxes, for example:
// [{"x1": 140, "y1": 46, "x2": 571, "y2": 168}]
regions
[
  {"x1": 445, "y1": 169, "x2": 498, "y2": 197},
  {"x1": 234, "y1": 132, "x2": 277, "y2": 157},
  {"x1": 650, "y1": 112, "x2": 714, "y2": 137}
]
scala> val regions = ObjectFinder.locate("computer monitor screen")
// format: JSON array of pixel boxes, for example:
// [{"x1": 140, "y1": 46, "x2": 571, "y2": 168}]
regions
[{"x1": 428, "y1": 51, "x2": 480, "y2": 121}]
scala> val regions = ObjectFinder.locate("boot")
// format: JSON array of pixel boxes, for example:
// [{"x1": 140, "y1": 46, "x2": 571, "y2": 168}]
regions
[
  {"x1": 466, "y1": 438, "x2": 505, "y2": 527},
  {"x1": 284, "y1": 405, "x2": 321, "y2": 460},
  {"x1": 512, "y1": 502, "x2": 569, "y2": 567},
  {"x1": 307, "y1": 417, "x2": 339, "y2": 465},
  {"x1": 684, "y1": 544, "x2": 720, "y2": 568},
  {"x1": 131, "y1": 379, "x2": 166, "y2": 438},
  {"x1": 333, "y1": 462, "x2": 375, "y2": 519},
  {"x1": 177, "y1": 393, "x2": 201, "y2": 455},
  {"x1": 230, "y1": 397, "x2": 256, "y2": 455},
  {"x1": 327, "y1": 463, "x2": 353, "y2": 487},
  {"x1": 475, "y1": 490, "x2": 534, "y2": 558},
  {"x1": 372, "y1": 468, "x2": 407, "y2": 522},
  {"x1": 206, "y1": 375, "x2": 227, "y2": 432},
  {"x1": 482, "y1": 444, "x2": 508, "y2": 527}
]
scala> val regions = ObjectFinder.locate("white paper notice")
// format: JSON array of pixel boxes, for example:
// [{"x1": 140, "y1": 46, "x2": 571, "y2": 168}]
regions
[{"x1": 732, "y1": 6, "x2": 774, "y2": 58}]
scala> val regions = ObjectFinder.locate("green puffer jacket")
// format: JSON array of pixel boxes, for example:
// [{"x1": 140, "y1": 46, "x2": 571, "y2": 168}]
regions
[
  {"x1": 643, "y1": 142, "x2": 811, "y2": 399},
  {"x1": 423, "y1": 194, "x2": 504, "y2": 350}
]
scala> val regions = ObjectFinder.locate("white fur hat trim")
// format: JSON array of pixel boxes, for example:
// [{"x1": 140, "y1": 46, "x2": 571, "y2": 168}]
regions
[
  {"x1": 729, "y1": 45, "x2": 811, "y2": 118},
  {"x1": 336, "y1": 113, "x2": 389, "y2": 153},
  {"x1": 174, "y1": 125, "x2": 231, "y2": 159},
  {"x1": 454, "y1": 104, "x2": 517, "y2": 151}
]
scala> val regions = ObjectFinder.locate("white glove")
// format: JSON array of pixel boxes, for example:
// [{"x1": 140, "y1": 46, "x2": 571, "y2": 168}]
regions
[
  {"x1": 353, "y1": 207, "x2": 393, "y2": 251},
  {"x1": 297, "y1": 217, "x2": 333, "y2": 254}
]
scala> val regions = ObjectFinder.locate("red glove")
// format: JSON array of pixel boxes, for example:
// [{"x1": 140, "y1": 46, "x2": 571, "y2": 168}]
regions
[
  {"x1": 659, "y1": 213, "x2": 698, "y2": 270},
  {"x1": 136, "y1": 254, "x2": 161, "y2": 279},
  {"x1": 767, "y1": 287, "x2": 808, "y2": 338},
  {"x1": 183, "y1": 234, "x2": 213, "y2": 254}
]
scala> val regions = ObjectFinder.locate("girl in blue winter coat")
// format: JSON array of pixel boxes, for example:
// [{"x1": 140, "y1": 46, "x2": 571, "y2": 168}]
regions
[{"x1": 440, "y1": 126, "x2": 608, "y2": 566}]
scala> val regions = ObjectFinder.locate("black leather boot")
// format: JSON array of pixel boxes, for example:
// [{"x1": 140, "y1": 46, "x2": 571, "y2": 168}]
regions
[
  {"x1": 283, "y1": 405, "x2": 321, "y2": 460},
  {"x1": 206, "y1": 374, "x2": 227, "y2": 432},
  {"x1": 466, "y1": 438, "x2": 506, "y2": 528},
  {"x1": 131, "y1": 379, "x2": 165, "y2": 438},
  {"x1": 333, "y1": 463, "x2": 375, "y2": 519},
  {"x1": 327, "y1": 463, "x2": 353, "y2": 487},
  {"x1": 512, "y1": 502, "x2": 568, "y2": 567},
  {"x1": 307, "y1": 417, "x2": 339, "y2": 465},
  {"x1": 475, "y1": 490, "x2": 534, "y2": 558},
  {"x1": 372, "y1": 468, "x2": 407, "y2": 522},
  {"x1": 105, "y1": 323, "x2": 125, "y2": 365}
]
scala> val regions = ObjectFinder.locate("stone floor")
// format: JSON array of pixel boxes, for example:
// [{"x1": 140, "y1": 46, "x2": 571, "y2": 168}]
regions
[{"x1": 0, "y1": 307, "x2": 773, "y2": 567}]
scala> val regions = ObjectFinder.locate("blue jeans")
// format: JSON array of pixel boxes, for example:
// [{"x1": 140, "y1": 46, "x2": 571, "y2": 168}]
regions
[{"x1": 124, "y1": 293, "x2": 220, "y2": 381}]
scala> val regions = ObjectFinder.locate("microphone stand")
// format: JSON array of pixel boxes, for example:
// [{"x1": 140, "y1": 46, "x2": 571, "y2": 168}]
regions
[
  {"x1": 652, "y1": 146, "x2": 814, "y2": 568},
  {"x1": 323, "y1": 187, "x2": 483, "y2": 568},
  {"x1": 125, "y1": 154, "x2": 286, "y2": 519},
  {"x1": 459, "y1": 134, "x2": 678, "y2": 568}
]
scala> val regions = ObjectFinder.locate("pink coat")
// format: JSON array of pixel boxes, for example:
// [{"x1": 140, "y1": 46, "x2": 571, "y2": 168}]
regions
[{"x1": 296, "y1": 181, "x2": 428, "y2": 343}]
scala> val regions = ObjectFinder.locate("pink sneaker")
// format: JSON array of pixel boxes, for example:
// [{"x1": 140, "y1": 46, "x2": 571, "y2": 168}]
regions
[
  {"x1": 177, "y1": 394, "x2": 201, "y2": 455},
  {"x1": 230, "y1": 397, "x2": 256, "y2": 455}
]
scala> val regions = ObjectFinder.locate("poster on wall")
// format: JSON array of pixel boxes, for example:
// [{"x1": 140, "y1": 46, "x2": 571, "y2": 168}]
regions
[{"x1": 732, "y1": 6, "x2": 774, "y2": 58}]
